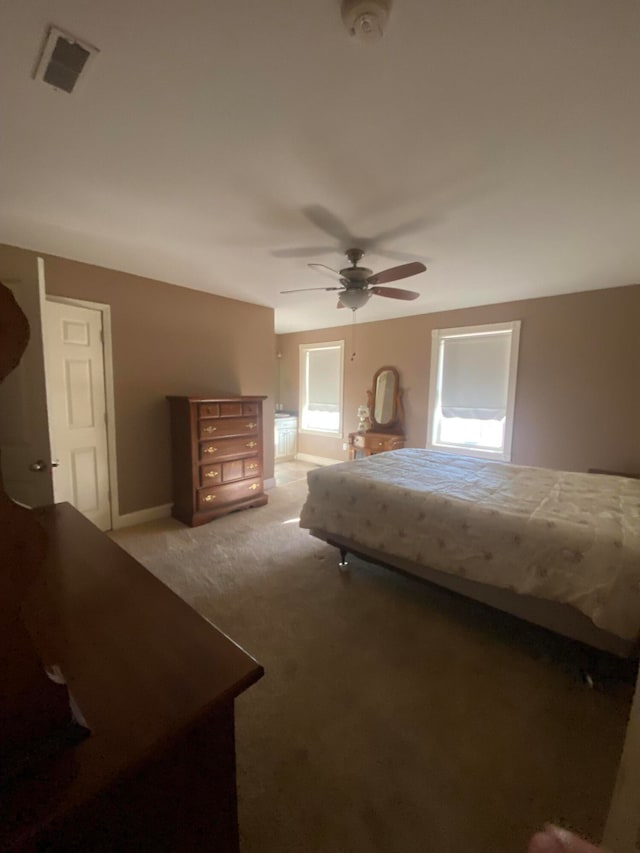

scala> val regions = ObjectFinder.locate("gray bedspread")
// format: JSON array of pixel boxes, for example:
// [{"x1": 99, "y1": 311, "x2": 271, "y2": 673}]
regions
[{"x1": 299, "y1": 449, "x2": 640, "y2": 641}]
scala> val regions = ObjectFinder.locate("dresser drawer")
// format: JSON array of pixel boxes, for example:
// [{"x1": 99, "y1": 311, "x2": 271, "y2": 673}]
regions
[
  {"x1": 220, "y1": 402, "x2": 243, "y2": 417},
  {"x1": 201, "y1": 458, "x2": 255, "y2": 484},
  {"x1": 199, "y1": 463, "x2": 222, "y2": 486},
  {"x1": 199, "y1": 417, "x2": 258, "y2": 440},
  {"x1": 352, "y1": 434, "x2": 366, "y2": 450},
  {"x1": 222, "y1": 459, "x2": 244, "y2": 482},
  {"x1": 386, "y1": 436, "x2": 404, "y2": 451},
  {"x1": 199, "y1": 403, "x2": 220, "y2": 419},
  {"x1": 200, "y1": 436, "x2": 261, "y2": 462},
  {"x1": 350, "y1": 432, "x2": 405, "y2": 455},
  {"x1": 243, "y1": 458, "x2": 261, "y2": 477},
  {"x1": 197, "y1": 477, "x2": 263, "y2": 512},
  {"x1": 365, "y1": 434, "x2": 404, "y2": 452},
  {"x1": 242, "y1": 402, "x2": 258, "y2": 416}
]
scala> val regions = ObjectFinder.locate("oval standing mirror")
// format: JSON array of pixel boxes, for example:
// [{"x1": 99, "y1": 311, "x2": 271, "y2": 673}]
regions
[
  {"x1": 368, "y1": 366, "x2": 401, "y2": 430},
  {"x1": 374, "y1": 369, "x2": 396, "y2": 425}
]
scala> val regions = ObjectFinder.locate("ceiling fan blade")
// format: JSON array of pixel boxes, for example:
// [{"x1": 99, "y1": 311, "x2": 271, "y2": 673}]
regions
[
  {"x1": 302, "y1": 205, "x2": 355, "y2": 243},
  {"x1": 308, "y1": 263, "x2": 341, "y2": 280},
  {"x1": 280, "y1": 286, "x2": 344, "y2": 293},
  {"x1": 271, "y1": 246, "x2": 336, "y2": 258},
  {"x1": 370, "y1": 215, "x2": 431, "y2": 245},
  {"x1": 337, "y1": 299, "x2": 346, "y2": 308},
  {"x1": 369, "y1": 286, "x2": 420, "y2": 301},
  {"x1": 367, "y1": 261, "x2": 427, "y2": 285},
  {"x1": 374, "y1": 247, "x2": 430, "y2": 264}
]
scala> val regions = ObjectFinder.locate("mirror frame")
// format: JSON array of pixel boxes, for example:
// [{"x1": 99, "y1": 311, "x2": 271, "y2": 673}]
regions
[{"x1": 367, "y1": 366, "x2": 404, "y2": 433}]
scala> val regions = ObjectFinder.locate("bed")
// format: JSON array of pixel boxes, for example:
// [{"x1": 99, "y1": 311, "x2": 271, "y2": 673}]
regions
[{"x1": 299, "y1": 449, "x2": 640, "y2": 658}]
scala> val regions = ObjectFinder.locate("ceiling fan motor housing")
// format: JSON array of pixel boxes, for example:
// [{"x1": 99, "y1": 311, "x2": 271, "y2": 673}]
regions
[
  {"x1": 340, "y1": 266, "x2": 373, "y2": 285},
  {"x1": 340, "y1": 247, "x2": 372, "y2": 284},
  {"x1": 341, "y1": 0, "x2": 391, "y2": 42}
]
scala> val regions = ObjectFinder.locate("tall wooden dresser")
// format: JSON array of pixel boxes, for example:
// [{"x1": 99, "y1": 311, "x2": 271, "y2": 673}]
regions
[{"x1": 167, "y1": 395, "x2": 268, "y2": 527}]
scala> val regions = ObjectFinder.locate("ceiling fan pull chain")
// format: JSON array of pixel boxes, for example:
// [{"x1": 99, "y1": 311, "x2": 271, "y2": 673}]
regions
[{"x1": 351, "y1": 310, "x2": 357, "y2": 361}]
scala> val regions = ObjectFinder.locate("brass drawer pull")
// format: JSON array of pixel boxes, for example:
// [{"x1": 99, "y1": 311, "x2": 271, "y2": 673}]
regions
[
  {"x1": 246, "y1": 441, "x2": 257, "y2": 448},
  {"x1": 248, "y1": 483, "x2": 259, "y2": 491},
  {"x1": 204, "y1": 470, "x2": 219, "y2": 479},
  {"x1": 203, "y1": 494, "x2": 217, "y2": 502},
  {"x1": 245, "y1": 422, "x2": 257, "y2": 429},
  {"x1": 203, "y1": 446, "x2": 218, "y2": 454},
  {"x1": 203, "y1": 425, "x2": 217, "y2": 433},
  {"x1": 247, "y1": 463, "x2": 258, "y2": 471}
]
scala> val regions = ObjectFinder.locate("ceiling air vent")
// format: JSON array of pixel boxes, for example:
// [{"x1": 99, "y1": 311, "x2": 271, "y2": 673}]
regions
[{"x1": 34, "y1": 26, "x2": 99, "y2": 94}]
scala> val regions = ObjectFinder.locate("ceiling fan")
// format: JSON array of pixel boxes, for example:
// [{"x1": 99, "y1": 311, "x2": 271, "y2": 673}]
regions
[{"x1": 280, "y1": 248, "x2": 426, "y2": 310}]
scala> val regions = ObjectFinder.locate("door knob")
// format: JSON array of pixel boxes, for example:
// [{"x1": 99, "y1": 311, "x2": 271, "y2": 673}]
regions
[{"x1": 28, "y1": 459, "x2": 60, "y2": 472}]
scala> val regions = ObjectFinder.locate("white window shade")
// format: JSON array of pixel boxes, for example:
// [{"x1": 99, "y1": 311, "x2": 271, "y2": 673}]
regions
[
  {"x1": 307, "y1": 348, "x2": 340, "y2": 412},
  {"x1": 440, "y1": 333, "x2": 511, "y2": 420},
  {"x1": 299, "y1": 341, "x2": 344, "y2": 435}
]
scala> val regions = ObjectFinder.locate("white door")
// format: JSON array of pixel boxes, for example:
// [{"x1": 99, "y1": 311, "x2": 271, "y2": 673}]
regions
[
  {"x1": 44, "y1": 299, "x2": 111, "y2": 530},
  {"x1": 0, "y1": 254, "x2": 54, "y2": 507}
]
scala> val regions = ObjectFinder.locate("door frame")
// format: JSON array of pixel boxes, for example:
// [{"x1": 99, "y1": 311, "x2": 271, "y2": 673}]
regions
[{"x1": 44, "y1": 295, "x2": 120, "y2": 529}]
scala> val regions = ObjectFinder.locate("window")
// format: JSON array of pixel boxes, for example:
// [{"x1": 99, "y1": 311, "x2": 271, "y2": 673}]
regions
[
  {"x1": 299, "y1": 341, "x2": 344, "y2": 435},
  {"x1": 427, "y1": 321, "x2": 521, "y2": 461}
]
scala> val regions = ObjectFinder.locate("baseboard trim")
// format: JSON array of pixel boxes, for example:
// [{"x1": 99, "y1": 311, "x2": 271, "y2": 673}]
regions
[
  {"x1": 264, "y1": 477, "x2": 276, "y2": 490},
  {"x1": 112, "y1": 503, "x2": 173, "y2": 530},
  {"x1": 295, "y1": 453, "x2": 345, "y2": 467}
]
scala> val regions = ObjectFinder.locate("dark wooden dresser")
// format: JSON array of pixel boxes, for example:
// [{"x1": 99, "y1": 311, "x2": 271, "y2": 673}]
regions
[
  {"x1": 1, "y1": 502, "x2": 263, "y2": 852},
  {"x1": 167, "y1": 395, "x2": 268, "y2": 527}
]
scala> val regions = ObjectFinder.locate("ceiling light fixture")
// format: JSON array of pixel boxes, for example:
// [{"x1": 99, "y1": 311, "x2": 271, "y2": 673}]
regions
[
  {"x1": 339, "y1": 289, "x2": 371, "y2": 310},
  {"x1": 341, "y1": 0, "x2": 390, "y2": 43}
]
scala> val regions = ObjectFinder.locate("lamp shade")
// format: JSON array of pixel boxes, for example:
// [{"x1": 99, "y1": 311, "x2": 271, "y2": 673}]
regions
[{"x1": 339, "y1": 289, "x2": 371, "y2": 310}]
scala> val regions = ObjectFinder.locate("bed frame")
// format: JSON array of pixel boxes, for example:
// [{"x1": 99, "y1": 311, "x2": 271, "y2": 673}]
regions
[{"x1": 310, "y1": 527, "x2": 638, "y2": 660}]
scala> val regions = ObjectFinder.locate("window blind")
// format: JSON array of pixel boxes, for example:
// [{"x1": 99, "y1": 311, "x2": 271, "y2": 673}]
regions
[
  {"x1": 440, "y1": 332, "x2": 511, "y2": 420},
  {"x1": 307, "y1": 347, "x2": 340, "y2": 412}
]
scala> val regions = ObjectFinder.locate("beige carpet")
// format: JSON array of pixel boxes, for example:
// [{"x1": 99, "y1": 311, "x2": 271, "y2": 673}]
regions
[{"x1": 111, "y1": 467, "x2": 634, "y2": 853}]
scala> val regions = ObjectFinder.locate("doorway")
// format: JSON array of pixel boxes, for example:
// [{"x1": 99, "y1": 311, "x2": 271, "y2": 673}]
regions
[
  {"x1": 44, "y1": 297, "x2": 116, "y2": 531},
  {"x1": 0, "y1": 257, "x2": 55, "y2": 509}
]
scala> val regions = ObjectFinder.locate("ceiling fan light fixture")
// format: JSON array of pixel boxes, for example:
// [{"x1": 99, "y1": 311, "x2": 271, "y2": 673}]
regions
[
  {"x1": 281, "y1": 247, "x2": 426, "y2": 311},
  {"x1": 339, "y1": 289, "x2": 371, "y2": 310}
]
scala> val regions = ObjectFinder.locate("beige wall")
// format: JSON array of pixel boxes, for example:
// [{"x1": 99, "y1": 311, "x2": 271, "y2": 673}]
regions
[
  {"x1": 278, "y1": 284, "x2": 640, "y2": 474},
  {"x1": 1, "y1": 244, "x2": 276, "y2": 516}
]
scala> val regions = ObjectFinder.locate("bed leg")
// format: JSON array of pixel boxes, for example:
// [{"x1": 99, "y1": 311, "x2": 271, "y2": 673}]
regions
[
  {"x1": 576, "y1": 647, "x2": 598, "y2": 689},
  {"x1": 577, "y1": 647, "x2": 628, "y2": 691},
  {"x1": 338, "y1": 547, "x2": 349, "y2": 570}
]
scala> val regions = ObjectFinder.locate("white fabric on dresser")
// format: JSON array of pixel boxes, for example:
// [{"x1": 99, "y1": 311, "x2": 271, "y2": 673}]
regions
[{"x1": 299, "y1": 449, "x2": 640, "y2": 641}]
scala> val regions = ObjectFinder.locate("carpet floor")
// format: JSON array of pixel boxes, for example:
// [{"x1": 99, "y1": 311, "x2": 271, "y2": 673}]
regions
[{"x1": 111, "y1": 467, "x2": 634, "y2": 853}]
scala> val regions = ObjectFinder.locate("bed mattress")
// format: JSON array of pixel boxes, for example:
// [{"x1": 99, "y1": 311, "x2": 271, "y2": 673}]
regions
[{"x1": 299, "y1": 449, "x2": 640, "y2": 641}]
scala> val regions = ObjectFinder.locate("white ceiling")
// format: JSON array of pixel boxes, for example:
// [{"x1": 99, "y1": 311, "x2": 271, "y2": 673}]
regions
[{"x1": 1, "y1": 1, "x2": 639, "y2": 333}]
